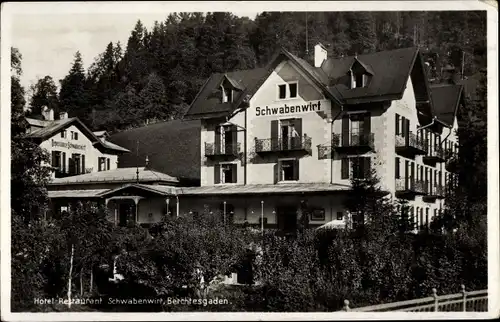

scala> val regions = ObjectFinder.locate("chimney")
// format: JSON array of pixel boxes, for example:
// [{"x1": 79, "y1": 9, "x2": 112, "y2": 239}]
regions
[
  {"x1": 59, "y1": 111, "x2": 68, "y2": 120},
  {"x1": 314, "y1": 43, "x2": 327, "y2": 68},
  {"x1": 41, "y1": 106, "x2": 54, "y2": 121}
]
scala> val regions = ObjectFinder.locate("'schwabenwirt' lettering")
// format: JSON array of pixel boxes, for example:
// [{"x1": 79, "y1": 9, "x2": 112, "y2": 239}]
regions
[
  {"x1": 256, "y1": 101, "x2": 321, "y2": 116},
  {"x1": 51, "y1": 139, "x2": 86, "y2": 150}
]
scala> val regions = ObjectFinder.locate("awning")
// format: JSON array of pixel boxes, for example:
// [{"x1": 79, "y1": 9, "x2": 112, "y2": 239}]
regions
[
  {"x1": 48, "y1": 189, "x2": 109, "y2": 198},
  {"x1": 177, "y1": 183, "x2": 352, "y2": 196}
]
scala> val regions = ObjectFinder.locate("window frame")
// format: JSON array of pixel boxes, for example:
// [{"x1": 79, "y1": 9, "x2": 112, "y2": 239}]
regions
[
  {"x1": 276, "y1": 81, "x2": 299, "y2": 100},
  {"x1": 278, "y1": 157, "x2": 299, "y2": 183},
  {"x1": 217, "y1": 161, "x2": 238, "y2": 185}
]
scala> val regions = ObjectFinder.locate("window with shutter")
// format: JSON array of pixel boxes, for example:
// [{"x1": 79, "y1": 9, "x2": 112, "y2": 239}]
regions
[
  {"x1": 214, "y1": 164, "x2": 221, "y2": 184},
  {"x1": 341, "y1": 158, "x2": 349, "y2": 179},
  {"x1": 395, "y1": 114, "x2": 400, "y2": 135},
  {"x1": 279, "y1": 159, "x2": 297, "y2": 181},
  {"x1": 62, "y1": 152, "x2": 66, "y2": 173},
  {"x1": 395, "y1": 157, "x2": 400, "y2": 179},
  {"x1": 231, "y1": 164, "x2": 238, "y2": 183}
]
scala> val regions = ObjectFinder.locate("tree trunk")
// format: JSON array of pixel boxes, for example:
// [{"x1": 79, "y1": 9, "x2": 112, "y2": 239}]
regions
[
  {"x1": 90, "y1": 265, "x2": 94, "y2": 294},
  {"x1": 67, "y1": 244, "x2": 74, "y2": 309},
  {"x1": 80, "y1": 267, "x2": 83, "y2": 297}
]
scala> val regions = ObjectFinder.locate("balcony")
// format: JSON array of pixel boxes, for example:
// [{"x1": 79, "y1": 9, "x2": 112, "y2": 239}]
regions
[
  {"x1": 423, "y1": 184, "x2": 446, "y2": 201},
  {"x1": 205, "y1": 142, "x2": 241, "y2": 159},
  {"x1": 445, "y1": 149, "x2": 459, "y2": 172},
  {"x1": 333, "y1": 132, "x2": 375, "y2": 153},
  {"x1": 255, "y1": 135, "x2": 312, "y2": 156},
  {"x1": 395, "y1": 178, "x2": 427, "y2": 198},
  {"x1": 395, "y1": 132, "x2": 427, "y2": 158},
  {"x1": 423, "y1": 146, "x2": 446, "y2": 165}
]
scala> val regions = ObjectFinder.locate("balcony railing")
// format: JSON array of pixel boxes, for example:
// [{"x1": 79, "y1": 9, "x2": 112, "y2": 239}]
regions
[
  {"x1": 255, "y1": 135, "x2": 312, "y2": 154},
  {"x1": 425, "y1": 184, "x2": 446, "y2": 199},
  {"x1": 395, "y1": 132, "x2": 428, "y2": 157},
  {"x1": 333, "y1": 132, "x2": 374, "y2": 152},
  {"x1": 205, "y1": 142, "x2": 241, "y2": 157},
  {"x1": 395, "y1": 178, "x2": 427, "y2": 197},
  {"x1": 423, "y1": 146, "x2": 446, "y2": 164}
]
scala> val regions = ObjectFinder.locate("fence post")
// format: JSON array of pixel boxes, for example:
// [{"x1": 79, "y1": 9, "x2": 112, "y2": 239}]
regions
[
  {"x1": 432, "y1": 288, "x2": 439, "y2": 312},
  {"x1": 343, "y1": 300, "x2": 350, "y2": 311},
  {"x1": 461, "y1": 284, "x2": 467, "y2": 312}
]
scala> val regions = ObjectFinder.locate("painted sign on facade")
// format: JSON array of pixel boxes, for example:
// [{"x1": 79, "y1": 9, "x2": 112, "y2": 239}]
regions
[
  {"x1": 255, "y1": 100, "x2": 324, "y2": 117},
  {"x1": 51, "y1": 139, "x2": 86, "y2": 150}
]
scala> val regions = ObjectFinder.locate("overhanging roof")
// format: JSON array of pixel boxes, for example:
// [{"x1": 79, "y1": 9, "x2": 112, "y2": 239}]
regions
[
  {"x1": 48, "y1": 189, "x2": 108, "y2": 198},
  {"x1": 177, "y1": 183, "x2": 352, "y2": 196}
]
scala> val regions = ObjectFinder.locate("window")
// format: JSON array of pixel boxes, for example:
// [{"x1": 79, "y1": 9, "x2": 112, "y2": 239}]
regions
[
  {"x1": 342, "y1": 157, "x2": 371, "y2": 180},
  {"x1": 395, "y1": 157, "x2": 400, "y2": 179},
  {"x1": 221, "y1": 164, "x2": 235, "y2": 184},
  {"x1": 355, "y1": 73, "x2": 363, "y2": 88},
  {"x1": 52, "y1": 151, "x2": 61, "y2": 169},
  {"x1": 222, "y1": 86, "x2": 233, "y2": 103},
  {"x1": 98, "y1": 157, "x2": 106, "y2": 171},
  {"x1": 289, "y1": 83, "x2": 298, "y2": 98},
  {"x1": 425, "y1": 208, "x2": 430, "y2": 227},
  {"x1": 419, "y1": 208, "x2": 424, "y2": 229},
  {"x1": 395, "y1": 114, "x2": 400, "y2": 135},
  {"x1": 61, "y1": 131, "x2": 66, "y2": 139},
  {"x1": 336, "y1": 211, "x2": 344, "y2": 220},
  {"x1": 280, "y1": 159, "x2": 298, "y2": 181},
  {"x1": 74, "y1": 132, "x2": 78, "y2": 140},
  {"x1": 277, "y1": 82, "x2": 298, "y2": 100},
  {"x1": 278, "y1": 84, "x2": 287, "y2": 99},
  {"x1": 279, "y1": 119, "x2": 300, "y2": 149},
  {"x1": 107, "y1": 158, "x2": 110, "y2": 170}
]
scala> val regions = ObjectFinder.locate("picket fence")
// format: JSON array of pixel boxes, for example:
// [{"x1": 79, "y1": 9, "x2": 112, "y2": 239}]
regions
[{"x1": 343, "y1": 285, "x2": 488, "y2": 312}]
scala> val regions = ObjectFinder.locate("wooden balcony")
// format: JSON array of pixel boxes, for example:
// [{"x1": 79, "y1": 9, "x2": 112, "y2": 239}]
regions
[
  {"x1": 255, "y1": 135, "x2": 312, "y2": 156},
  {"x1": 395, "y1": 132, "x2": 428, "y2": 158},
  {"x1": 423, "y1": 147, "x2": 446, "y2": 165},
  {"x1": 423, "y1": 184, "x2": 446, "y2": 201},
  {"x1": 395, "y1": 178, "x2": 427, "y2": 198},
  {"x1": 205, "y1": 142, "x2": 241, "y2": 159},
  {"x1": 333, "y1": 132, "x2": 375, "y2": 154}
]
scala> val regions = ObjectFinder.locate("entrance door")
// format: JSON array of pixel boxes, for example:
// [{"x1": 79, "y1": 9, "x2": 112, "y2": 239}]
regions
[
  {"x1": 118, "y1": 201, "x2": 135, "y2": 227},
  {"x1": 277, "y1": 206, "x2": 297, "y2": 233}
]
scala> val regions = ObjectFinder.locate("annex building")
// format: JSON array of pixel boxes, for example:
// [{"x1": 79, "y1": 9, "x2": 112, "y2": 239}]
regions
[
  {"x1": 26, "y1": 107, "x2": 130, "y2": 178},
  {"x1": 46, "y1": 45, "x2": 462, "y2": 233}
]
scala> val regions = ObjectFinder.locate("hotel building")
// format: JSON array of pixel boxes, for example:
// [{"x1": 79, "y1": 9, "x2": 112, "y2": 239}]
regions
[
  {"x1": 180, "y1": 44, "x2": 461, "y2": 231},
  {"x1": 46, "y1": 45, "x2": 462, "y2": 232}
]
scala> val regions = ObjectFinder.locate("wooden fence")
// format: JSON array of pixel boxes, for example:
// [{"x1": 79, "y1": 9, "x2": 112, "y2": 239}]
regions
[{"x1": 343, "y1": 285, "x2": 488, "y2": 312}]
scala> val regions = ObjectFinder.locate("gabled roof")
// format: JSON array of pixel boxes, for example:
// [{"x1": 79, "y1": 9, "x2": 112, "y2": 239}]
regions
[
  {"x1": 48, "y1": 167, "x2": 179, "y2": 186},
  {"x1": 109, "y1": 119, "x2": 201, "y2": 183},
  {"x1": 98, "y1": 183, "x2": 177, "y2": 198},
  {"x1": 26, "y1": 117, "x2": 130, "y2": 153},
  {"x1": 430, "y1": 84, "x2": 464, "y2": 127},
  {"x1": 184, "y1": 47, "x2": 343, "y2": 119},
  {"x1": 184, "y1": 47, "x2": 434, "y2": 119},
  {"x1": 321, "y1": 47, "x2": 427, "y2": 104},
  {"x1": 220, "y1": 74, "x2": 245, "y2": 91}
]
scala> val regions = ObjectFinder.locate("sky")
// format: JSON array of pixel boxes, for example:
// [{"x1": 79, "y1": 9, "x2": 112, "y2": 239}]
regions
[{"x1": 10, "y1": 10, "x2": 258, "y2": 93}]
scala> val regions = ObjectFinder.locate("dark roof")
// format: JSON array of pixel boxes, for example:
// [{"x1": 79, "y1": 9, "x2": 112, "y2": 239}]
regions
[
  {"x1": 26, "y1": 117, "x2": 130, "y2": 153},
  {"x1": 430, "y1": 84, "x2": 463, "y2": 127},
  {"x1": 185, "y1": 68, "x2": 268, "y2": 117},
  {"x1": 185, "y1": 47, "x2": 344, "y2": 119},
  {"x1": 321, "y1": 47, "x2": 422, "y2": 104},
  {"x1": 108, "y1": 119, "x2": 201, "y2": 183},
  {"x1": 185, "y1": 47, "x2": 431, "y2": 119}
]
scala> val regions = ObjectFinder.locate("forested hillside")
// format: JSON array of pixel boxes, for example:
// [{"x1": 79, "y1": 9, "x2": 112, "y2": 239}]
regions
[{"x1": 26, "y1": 11, "x2": 486, "y2": 133}]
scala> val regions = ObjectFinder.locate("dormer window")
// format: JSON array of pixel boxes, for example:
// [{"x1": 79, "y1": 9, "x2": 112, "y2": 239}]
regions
[
  {"x1": 349, "y1": 58, "x2": 374, "y2": 89},
  {"x1": 277, "y1": 82, "x2": 298, "y2": 100},
  {"x1": 222, "y1": 86, "x2": 233, "y2": 103}
]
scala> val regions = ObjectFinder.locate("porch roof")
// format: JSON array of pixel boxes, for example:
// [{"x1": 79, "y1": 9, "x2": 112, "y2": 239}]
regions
[
  {"x1": 97, "y1": 183, "x2": 178, "y2": 197},
  {"x1": 177, "y1": 183, "x2": 352, "y2": 196},
  {"x1": 48, "y1": 189, "x2": 108, "y2": 198}
]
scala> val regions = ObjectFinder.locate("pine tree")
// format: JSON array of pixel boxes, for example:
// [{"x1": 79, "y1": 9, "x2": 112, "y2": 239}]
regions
[
  {"x1": 139, "y1": 72, "x2": 169, "y2": 124},
  {"x1": 28, "y1": 76, "x2": 59, "y2": 118},
  {"x1": 59, "y1": 51, "x2": 89, "y2": 122},
  {"x1": 345, "y1": 12, "x2": 377, "y2": 55}
]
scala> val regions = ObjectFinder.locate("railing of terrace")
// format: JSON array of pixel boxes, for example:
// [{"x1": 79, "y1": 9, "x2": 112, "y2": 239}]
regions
[{"x1": 342, "y1": 285, "x2": 488, "y2": 312}]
